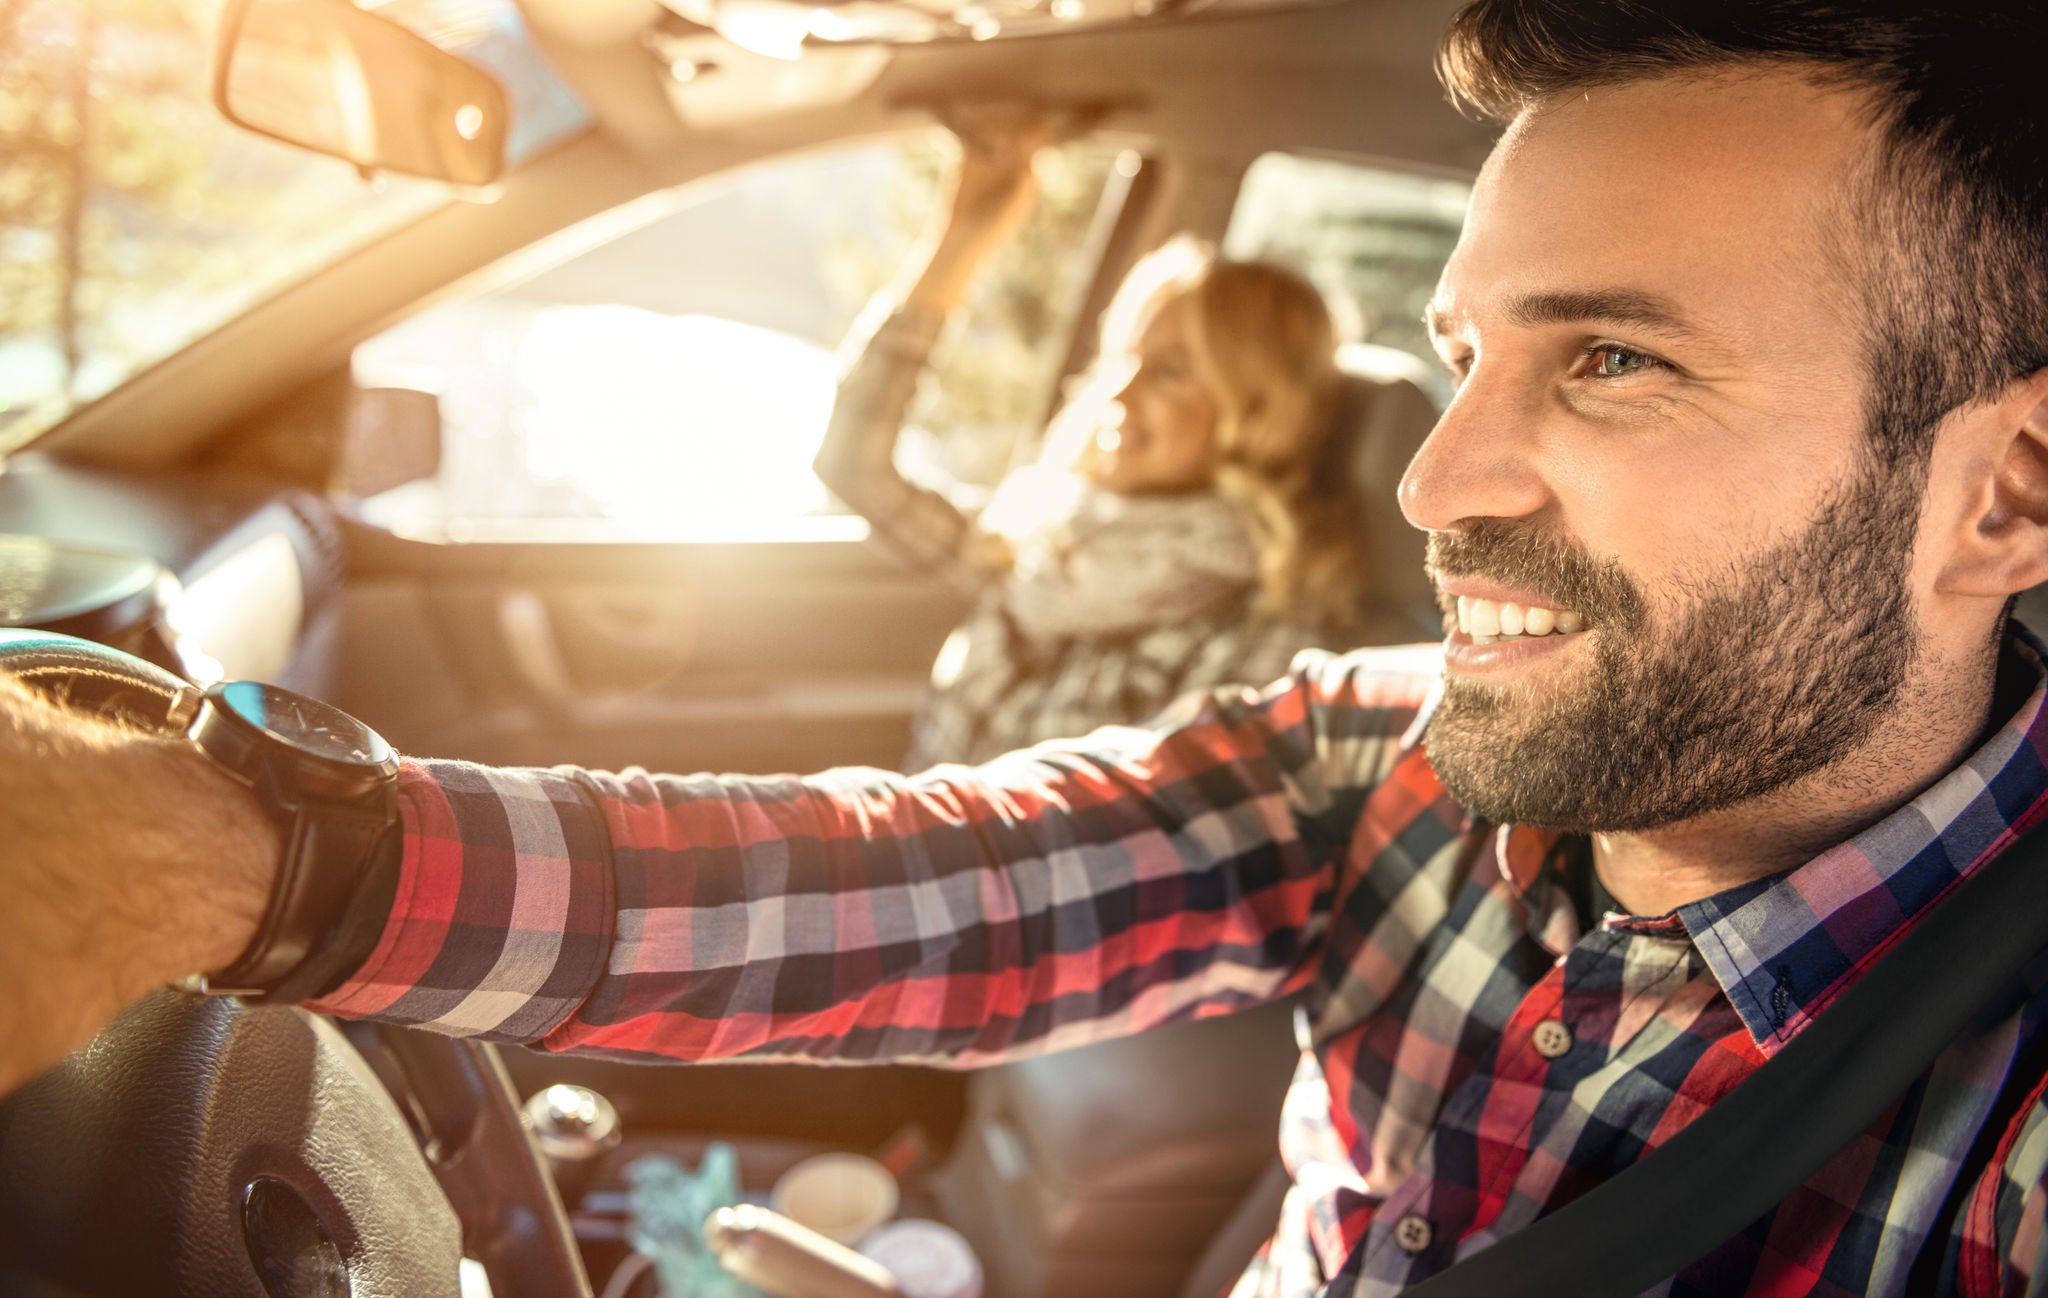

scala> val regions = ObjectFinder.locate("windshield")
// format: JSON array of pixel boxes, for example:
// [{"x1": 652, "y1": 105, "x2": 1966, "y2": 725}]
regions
[
  {"x1": 0, "y1": 0, "x2": 587, "y2": 458},
  {"x1": 352, "y1": 136, "x2": 1130, "y2": 543}
]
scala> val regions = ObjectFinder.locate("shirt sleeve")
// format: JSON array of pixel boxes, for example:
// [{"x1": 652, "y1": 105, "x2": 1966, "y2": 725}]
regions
[
  {"x1": 306, "y1": 648, "x2": 1438, "y2": 1067},
  {"x1": 811, "y1": 299, "x2": 986, "y2": 589}
]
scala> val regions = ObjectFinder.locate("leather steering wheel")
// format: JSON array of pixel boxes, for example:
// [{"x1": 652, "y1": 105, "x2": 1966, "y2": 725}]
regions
[{"x1": 0, "y1": 629, "x2": 592, "y2": 1298}]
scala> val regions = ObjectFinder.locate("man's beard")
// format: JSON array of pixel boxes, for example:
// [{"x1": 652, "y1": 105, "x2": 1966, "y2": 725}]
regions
[{"x1": 1421, "y1": 448, "x2": 1925, "y2": 833}]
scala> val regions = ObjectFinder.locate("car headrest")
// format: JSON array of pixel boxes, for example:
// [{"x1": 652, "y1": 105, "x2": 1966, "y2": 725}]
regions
[{"x1": 1333, "y1": 343, "x2": 1444, "y2": 643}]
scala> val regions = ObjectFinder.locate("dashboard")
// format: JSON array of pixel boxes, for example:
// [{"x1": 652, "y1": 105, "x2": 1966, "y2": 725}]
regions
[{"x1": 0, "y1": 455, "x2": 344, "y2": 691}]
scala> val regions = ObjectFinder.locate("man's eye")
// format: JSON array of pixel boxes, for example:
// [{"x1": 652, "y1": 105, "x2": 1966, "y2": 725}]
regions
[{"x1": 1581, "y1": 344, "x2": 1665, "y2": 379}]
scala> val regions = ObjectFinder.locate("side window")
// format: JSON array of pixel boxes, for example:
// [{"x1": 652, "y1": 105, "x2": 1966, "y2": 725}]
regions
[
  {"x1": 355, "y1": 135, "x2": 1125, "y2": 541},
  {"x1": 1223, "y1": 153, "x2": 1471, "y2": 401},
  {"x1": 0, "y1": 0, "x2": 588, "y2": 458}
]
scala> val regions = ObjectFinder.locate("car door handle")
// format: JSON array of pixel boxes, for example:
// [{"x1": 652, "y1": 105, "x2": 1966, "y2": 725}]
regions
[{"x1": 497, "y1": 590, "x2": 578, "y2": 703}]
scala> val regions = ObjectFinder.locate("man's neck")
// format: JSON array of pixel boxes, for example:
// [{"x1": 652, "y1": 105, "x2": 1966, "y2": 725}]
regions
[{"x1": 1590, "y1": 648, "x2": 2001, "y2": 918}]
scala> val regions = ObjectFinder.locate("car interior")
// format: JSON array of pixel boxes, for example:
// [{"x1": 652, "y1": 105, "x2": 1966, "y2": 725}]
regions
[{"x1": 0, "y1": 0, "x2": 1498, "y2": 1294}]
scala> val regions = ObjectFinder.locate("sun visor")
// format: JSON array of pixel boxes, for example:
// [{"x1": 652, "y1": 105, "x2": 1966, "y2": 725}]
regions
[
  {"x1": 651, "y1": 0, "x2": 1338, "y2": 64},
  {"x1": 651, "y1": 26, "x2": 894, "y2": 128}
]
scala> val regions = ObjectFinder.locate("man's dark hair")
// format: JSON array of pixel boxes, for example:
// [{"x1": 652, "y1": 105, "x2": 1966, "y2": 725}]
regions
[{"x1": 1436, "y1": 1, "x2": 2048, "y2": 470}]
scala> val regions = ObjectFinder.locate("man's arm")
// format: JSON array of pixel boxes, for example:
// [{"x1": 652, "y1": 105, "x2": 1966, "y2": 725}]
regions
[
  {"x1": 0, "y1": 646, "x2": 1434, "y2": 1089},
  {"x1": 0, "y1": 673, "x2": 278, "y2": 1096},
  {"x1": 309, "y1": 650, "x2": 1438, "y2": 1068}
]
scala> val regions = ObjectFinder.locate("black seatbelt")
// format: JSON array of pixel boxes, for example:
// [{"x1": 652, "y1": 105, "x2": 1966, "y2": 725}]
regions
[{"x1": 1404, "y1": 811, "x2": 2048, "y2": 1298}]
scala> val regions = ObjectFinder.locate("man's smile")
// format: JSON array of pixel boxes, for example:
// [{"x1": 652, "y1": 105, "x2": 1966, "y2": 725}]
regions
[
  {"x1": 1435, "y1": 575, "x2": 1594, "y2": 673},
  {"x1": 1453, "y1": 594, "x2": 1588, "y2": 643}
]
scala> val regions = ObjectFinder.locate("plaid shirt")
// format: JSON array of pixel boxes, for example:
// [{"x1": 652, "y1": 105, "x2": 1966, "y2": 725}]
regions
[{"x1": 311, "y1": 631, "x2": 2048, "y2": 1297}]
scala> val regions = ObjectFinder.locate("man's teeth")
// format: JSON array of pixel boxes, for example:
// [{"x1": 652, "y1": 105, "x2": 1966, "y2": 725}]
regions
[{"x1": 1456, "y1": 596, "x2": 1586, "y2": 644}]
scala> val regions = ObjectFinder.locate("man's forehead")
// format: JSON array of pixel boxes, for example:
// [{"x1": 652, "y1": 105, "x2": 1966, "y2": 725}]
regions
[
  {"x1": 1489, "y1": 66, "x2": 1875, "y2": 191},
  {"x1": 1431, "y1": 69, "x2": 1876, "y2": 343}
]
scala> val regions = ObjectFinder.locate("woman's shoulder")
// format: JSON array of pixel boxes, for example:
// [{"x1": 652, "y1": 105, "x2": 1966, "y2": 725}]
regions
[{"x1": 1074, "y1": 486, "x2": 1260, "y2": 578}]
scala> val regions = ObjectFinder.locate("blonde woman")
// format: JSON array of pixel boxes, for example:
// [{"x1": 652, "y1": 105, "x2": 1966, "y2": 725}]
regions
[{"x1": 817, "y1": 124, "x2": 1421, "y2": 768}]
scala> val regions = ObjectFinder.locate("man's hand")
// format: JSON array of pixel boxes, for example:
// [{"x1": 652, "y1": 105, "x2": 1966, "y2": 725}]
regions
[{"x1": 0, "y1": 673, "x2": 278, "y2": 1098}]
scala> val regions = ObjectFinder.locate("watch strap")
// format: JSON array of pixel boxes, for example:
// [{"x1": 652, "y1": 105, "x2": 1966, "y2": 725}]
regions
[
  {"x1": 262, "y1": 819, "x2": 406, "y2": 1005},
  {"x1": 200, "y1": 785, "x2": 398, "y2": 999}
]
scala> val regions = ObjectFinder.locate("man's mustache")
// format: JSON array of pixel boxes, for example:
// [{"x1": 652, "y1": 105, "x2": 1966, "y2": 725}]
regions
[{"x1": 1424, "y1": 520, "x2": 1645, "y2": 628}]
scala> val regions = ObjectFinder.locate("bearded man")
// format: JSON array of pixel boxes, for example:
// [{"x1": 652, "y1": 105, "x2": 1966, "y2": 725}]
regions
[{"x1": 5, "y1": 1, "x2": 2048, "y2": 1294}]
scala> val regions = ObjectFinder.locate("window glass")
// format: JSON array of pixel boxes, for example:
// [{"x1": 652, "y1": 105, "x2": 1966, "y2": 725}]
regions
[
  {"x1": 1224, "y1": 153, "x2": 1471, "y2": 400},
  {"x1": 0, "y1": 0, "x2": 585, "y2": 459},
  {"x1": 353, "y1": 135, "x2": 1124, "y2": 542}
]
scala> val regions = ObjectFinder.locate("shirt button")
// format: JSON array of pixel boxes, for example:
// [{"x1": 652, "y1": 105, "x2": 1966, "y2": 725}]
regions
[
  {"x1": 1393, "y1": 1213, "x2": 1434, "y2": 1254},
  {"x1": 1531, "y1": 1018, "x2": 1574, "y2": 1059}
]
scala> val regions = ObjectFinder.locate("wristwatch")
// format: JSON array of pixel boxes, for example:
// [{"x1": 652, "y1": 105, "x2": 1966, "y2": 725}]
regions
[{"x1": 167, "y1": 680, "x2": 401, "y2": 1000}]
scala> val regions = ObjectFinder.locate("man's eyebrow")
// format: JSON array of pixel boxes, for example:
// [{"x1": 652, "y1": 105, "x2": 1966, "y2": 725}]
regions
[
  {"x1": 1505, "y1": 288, "x2": 1721, "y2": 345},
  {"x1": 1425, "y1": 288, "x2": 1728, "y2": 349}
]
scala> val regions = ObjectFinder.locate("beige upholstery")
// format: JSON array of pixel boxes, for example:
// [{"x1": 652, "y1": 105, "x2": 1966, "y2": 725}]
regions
[
  {"x1": 930, "y1": 1000, "x2": 1303, "y2": 1298},
  {"x1": 1335, "y1": 343, "x2": 1447, "y2": 644},
  {"x1": 1179, "y1": 1156, "x2": 1294, "y2": 1298}
]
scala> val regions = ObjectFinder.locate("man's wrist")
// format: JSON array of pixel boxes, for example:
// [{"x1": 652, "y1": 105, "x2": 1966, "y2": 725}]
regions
[
  {"x1": 0, "y1": 680, "x2": 279, "y2": 1095},
  {"x1": 100, "y1": 732, "x2": 281, "y2": 994}
]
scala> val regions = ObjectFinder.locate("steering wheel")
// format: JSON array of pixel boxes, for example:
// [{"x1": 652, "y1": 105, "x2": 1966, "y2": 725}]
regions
[{"x1": 0, "y1": 629, "x2": 593, "y2": 1298}]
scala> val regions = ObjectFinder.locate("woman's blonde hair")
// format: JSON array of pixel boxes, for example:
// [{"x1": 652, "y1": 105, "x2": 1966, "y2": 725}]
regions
[{"x1": 1057, "y1": 238, "x2": 1363, "y2": 632}]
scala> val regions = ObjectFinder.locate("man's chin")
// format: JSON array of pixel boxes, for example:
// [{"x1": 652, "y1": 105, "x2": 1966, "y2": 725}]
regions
[
  {"x1": 1423, "y1": 693, "x2": 1794, "y2": 835},
  {"x1": 1424, "y1": 742, "x2": 1576, "y2": 832},
  {"x1": 1422, "y1": 690, "x2": 1670, "y2": 834}
]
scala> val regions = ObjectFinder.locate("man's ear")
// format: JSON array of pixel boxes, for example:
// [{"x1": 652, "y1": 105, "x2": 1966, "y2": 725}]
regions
[{"x1": 1941, "y1": 370, "x2": 2048, "y2": 598}]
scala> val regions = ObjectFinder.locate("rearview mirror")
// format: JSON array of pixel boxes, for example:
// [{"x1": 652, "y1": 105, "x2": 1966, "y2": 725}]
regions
[{"x1": 212, "y1": 0, "x2": 511, "y2": 186}]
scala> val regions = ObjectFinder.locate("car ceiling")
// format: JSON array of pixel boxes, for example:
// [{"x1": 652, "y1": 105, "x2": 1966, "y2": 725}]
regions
[
  {"x1": 516, "y1": 0, "x2": 1481, "y2": 163},
  {"x1": 38, "y1": 0, "x2": 1488, "y2": 472}
]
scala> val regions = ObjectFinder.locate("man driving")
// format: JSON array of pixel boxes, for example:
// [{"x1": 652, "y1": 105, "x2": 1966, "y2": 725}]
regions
[{"x1": 4, "y1": 0, "x2": 2048, "y2": 1293}]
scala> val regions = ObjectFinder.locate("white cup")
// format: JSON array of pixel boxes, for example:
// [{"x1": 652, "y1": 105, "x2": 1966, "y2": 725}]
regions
[
  {"x1": 769, "y1": 1152, "x2": 899, "y2": 1245},
  {"x1": 861, "y1": 1218, "x2": 983, "y2": 1298}
]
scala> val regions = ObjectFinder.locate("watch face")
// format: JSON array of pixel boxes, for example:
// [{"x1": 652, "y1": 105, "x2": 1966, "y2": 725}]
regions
[{"x1": 216, "y1": 681, "x2": 393, "y2": 768}]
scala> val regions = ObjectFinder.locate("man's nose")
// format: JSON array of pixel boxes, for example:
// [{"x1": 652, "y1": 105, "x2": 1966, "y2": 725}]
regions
[{"x1": 1397, "y1": 377, "x2": 1551, "y2": 532}]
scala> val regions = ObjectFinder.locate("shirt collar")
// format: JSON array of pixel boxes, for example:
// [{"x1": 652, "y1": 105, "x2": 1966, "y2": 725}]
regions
[{"x1": 1487, "y1": 626, "x2": 2048, "y2": 1057}]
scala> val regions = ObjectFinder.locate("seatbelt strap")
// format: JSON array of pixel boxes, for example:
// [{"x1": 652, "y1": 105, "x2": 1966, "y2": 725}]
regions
[{"x1": 1402, "y1": 810, "x2": 2048, "y2": 1298}]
